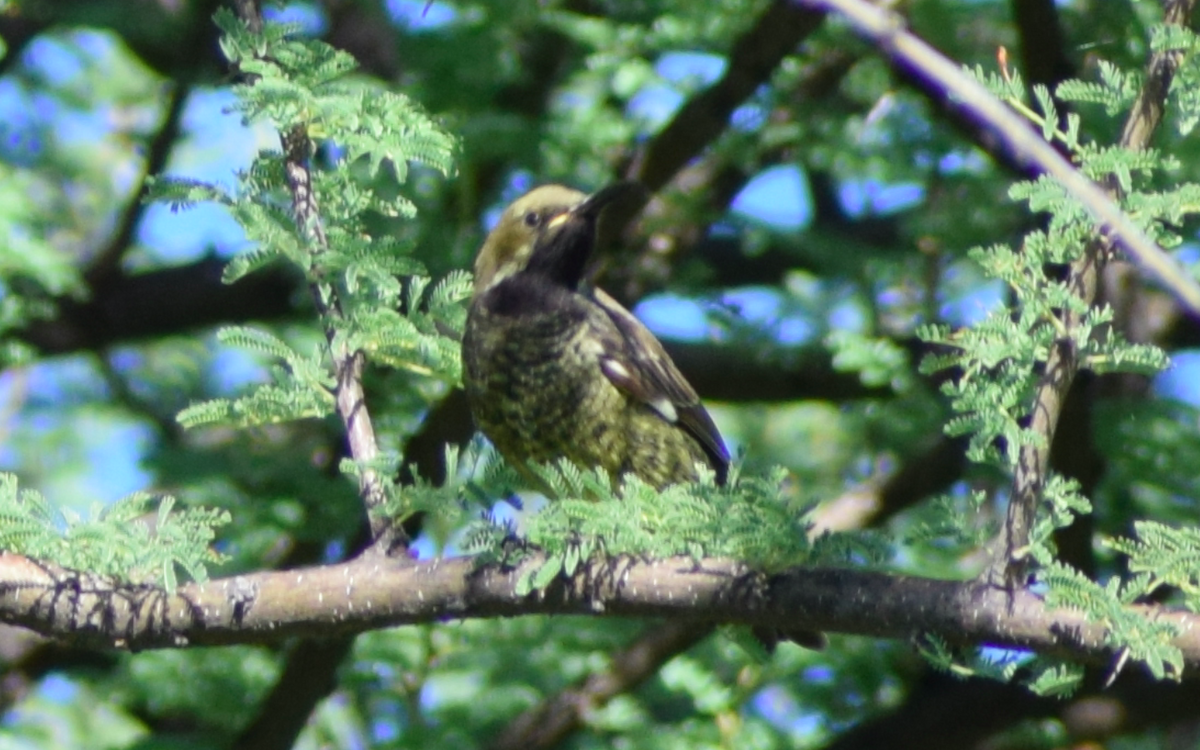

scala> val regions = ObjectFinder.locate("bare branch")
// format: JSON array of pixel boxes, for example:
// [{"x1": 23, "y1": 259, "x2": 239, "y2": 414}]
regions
[
  {"x1": 628, "y1": 2, "x2": 825, "y2": 192},
  {"x1": 17, "y1": 259, "x2": 298, "y2": 355},
  {"x1": 86, "y1": 80, "x2": 190, "y2": 288},
  {"x1": 232, "y1": 636, "x2": 355, "y2": 750}
]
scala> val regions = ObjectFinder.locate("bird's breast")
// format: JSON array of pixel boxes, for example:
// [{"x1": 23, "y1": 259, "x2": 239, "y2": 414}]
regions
[
  {"x1": 462, "y1": 275, "x2": 711, "y2": 488},
  {"x1": 463, "y1": 279, "x2": 625, "y2": 466}
]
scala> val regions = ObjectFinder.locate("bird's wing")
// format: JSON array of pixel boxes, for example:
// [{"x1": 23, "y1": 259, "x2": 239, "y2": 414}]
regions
[{"x1": 590, "y1": 288, "x2": 730, "y2": 479}]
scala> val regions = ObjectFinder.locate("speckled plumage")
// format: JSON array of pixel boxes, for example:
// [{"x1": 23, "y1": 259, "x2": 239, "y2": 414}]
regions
[
  {"x1": 462, "y1": 184, "x2": 729, "y2": 490},
  {"x1": 464, "y1": 186, "x2": 822, "y2": 649}
]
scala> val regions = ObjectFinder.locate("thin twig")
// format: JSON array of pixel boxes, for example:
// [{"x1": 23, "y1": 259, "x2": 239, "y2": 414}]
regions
[
  {"x1": 996, "y1": 0, "x2": 1198, "y2": 585},
  {"x1": 86, "y1": 80, "x2": 190, "y2": 288},
  {"x1": 232, "y1": 5, "x2": 398, "y2": 550},
  {"x1": 489, "y1": 621, "x2": 712, "y2": 750}
]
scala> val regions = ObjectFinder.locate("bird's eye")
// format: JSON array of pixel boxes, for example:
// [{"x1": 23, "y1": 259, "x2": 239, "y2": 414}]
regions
[{"x1": 523, "y1": 211, "x2": 540, "y2": 228}]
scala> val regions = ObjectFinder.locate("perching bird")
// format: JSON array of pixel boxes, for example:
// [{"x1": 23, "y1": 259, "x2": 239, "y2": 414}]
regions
[
  {"x1": 463, "y1": 183, "x2": 823, "y2": 650},
  {"x1": 461, "y1": 183, "x2": 729, "y2": 491}
]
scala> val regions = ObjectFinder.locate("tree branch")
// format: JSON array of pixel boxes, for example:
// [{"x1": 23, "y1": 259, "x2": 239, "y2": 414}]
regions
[
  {"x1": 995, "y1": 0, "x2": 1197, "y2": 583},
  {"x1": 1, "y1": 551, "x2": 1197, "y2": 669},
  {"x1": 794, "y1": 0, "x2": 1200, "y2": 311},
  {"x1": 490, "y1": 425, "x2": 970, "y2": 749},
  {"x1": 824, "y1": 672, "x2": 1054, "y2": 750},
  {"x1": 16, "y1": 258, "x2": 299, "y2": 355},
  {"x1": 225, "y1": 0, "x2": 400, "y2": 554},
  {"x1": 278, "y1": 125, "x2": 395, "y2": 549},
  {"x1": 85, "y1": 80, "x2": 190, "y2": 288},
  {"x1": 628, "y1": 1, "x2": 825, "y2": 192},
  {"x1": 232, "y1": 636, "x2": 355, "y2": 750},
  {"x1": 1010, "y1": 0, "x2": 1074, "y2": 88},
  {"x1": 823, "y1": 667, "x2": 1200, "y2": 750},
  {"x1": 488, "y1": 620, "x2": 712, "y2": 750},
  {"x1": 604, "y1": 0, "x2": 827, "y2": 299}
]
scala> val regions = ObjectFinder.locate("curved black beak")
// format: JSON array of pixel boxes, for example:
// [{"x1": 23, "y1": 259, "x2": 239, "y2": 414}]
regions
[{"x1": 572, "y1": 180, "x2": 644, "y2": 219}]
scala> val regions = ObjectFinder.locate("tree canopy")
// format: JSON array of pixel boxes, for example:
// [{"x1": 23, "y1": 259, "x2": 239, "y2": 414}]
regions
[{"x1": 2, "y1": 0, "x2": 1200, "y2": 748}]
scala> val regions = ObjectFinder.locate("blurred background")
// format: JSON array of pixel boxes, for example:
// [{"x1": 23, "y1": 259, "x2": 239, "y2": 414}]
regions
[{"x1": 1, "y1": 0, "x2": 1200, "y2": 748}]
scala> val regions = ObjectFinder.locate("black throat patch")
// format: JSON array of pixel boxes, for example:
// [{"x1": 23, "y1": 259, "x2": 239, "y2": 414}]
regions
[{"x1": 482, "y1": 273, "x2": 584, "y2": 320}]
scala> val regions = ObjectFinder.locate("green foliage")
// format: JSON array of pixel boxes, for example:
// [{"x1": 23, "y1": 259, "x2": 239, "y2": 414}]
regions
[
  {"x1": 1093, "y1": 399, "x2": 1200, "y2": 527},
  {"x1": 357, "y1": 271, "x2": 472, "y2": 380},
  {"x1": 215, "y1": 9, "x2": 454, "y2": 183},
  {"x1": 1026, "y1": 475, "x2": 1093, "y2": 566},
  {"x1": 0, "y1": 473, "x2": 228, "y2": 591},
  {"x1": 915, "y1": 633, "x2": 1008, "y2": 681},
  {"x1": 1024, "y1": 660, "x2": 1086, "y2": 698},
  {"x1": 1054, "y1": 60, "x2": 1141, "y2": 117},
  {"x1": 1107, "y1": 522, "x2": 1200, "y2": 611},
  {"x1": 924, "y1": 64, "x2": 1182, "y2": 460},
  {"x1": 1149, "y1": 23, "x2": 1200, "y2": 134},
  {"x1": 904, "y1": 488, "x2": 993, "y2": 552},
  {"x1": 7, "y1": 0, "x2": 1200, "y2": 747},
  {"x1": 0, "y1": 158, "x2": 85, "y2": 367},
  {"x1": 115, "y1": 647, "x2": 280, "y2": 734},
  {"x1": 916, "y1": 636, "x2": 1084, "y2": 697},
  {"x1": 0, "y1": 679, "x2": 148, "y2": 750},
  {"x1": 826, "y1": 329, "x2": 914, "y2": 390},
  {"x1": 1041, "y1": 560, "x2": 1183, "y2": 680},
  {"x1": 176, "y1": 326, "x2": 333, "y2": 428},
  {"x1": 458, "y1": 457, "x2": 888, "y2": 597},
  {"x1": 157, "y1": 10, "x2": 464, "y2": 526},
  {"x1": 915, "y1": 42, "x2": 1200, "y2": 680},
  {"x1": 909, "y1": 468, "x2": 1178, "y2": 688}
]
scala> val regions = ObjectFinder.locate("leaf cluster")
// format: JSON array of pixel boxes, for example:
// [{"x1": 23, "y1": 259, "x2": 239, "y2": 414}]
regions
[
  {"x1": 915, "y1": 37, "x2": 1200, "y2": 680},
  {"x1": 918, "y1": 60, "x2": 1185, "y2": 469},
  {"x1": 0, "y1": 473, "x2": 228, "y2": 592},
  {"x1": 149, "y1": 10, "x2": 465, "y2": 528},
  {"x1": 1107, "y1": 522, "x2": 1200, "y2": 612},
  {"x1": 917, "y1": 634, "x2": 1086, "y2": 698},
  {"x1": 460, "y1": 457, "x2": 889, "y2": 596}
]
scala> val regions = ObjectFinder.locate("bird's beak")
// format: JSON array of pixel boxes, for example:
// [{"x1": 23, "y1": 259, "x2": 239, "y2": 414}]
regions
[
  {"x1": 576, "y1": 181, "x2": 641, "y2": 217},
  {"x1": 548, "y1": 181, "x2": 642, "y2": 230}
]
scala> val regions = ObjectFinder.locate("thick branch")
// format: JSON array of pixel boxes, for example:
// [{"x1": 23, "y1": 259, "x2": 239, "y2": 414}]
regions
[
  {"x1": 1, "y1": 552, "x2": 1197, "y2": 669},
  {"x1": 17, "y1": 259, "x2": 298, "y2": 355}
]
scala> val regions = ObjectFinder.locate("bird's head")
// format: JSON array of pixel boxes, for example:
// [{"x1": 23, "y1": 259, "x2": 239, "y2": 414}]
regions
[{"x1": 472, "y1": 182, "x2": 636, "y2": 295}]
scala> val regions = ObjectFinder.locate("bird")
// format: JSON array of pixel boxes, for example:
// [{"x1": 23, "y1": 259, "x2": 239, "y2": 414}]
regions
[
  {"x1": 461, "y1": 182, "x2": 729, "y2": 491},
  {"x1": 462, "y1": 183, "x2": 824, "y2": 651}
]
